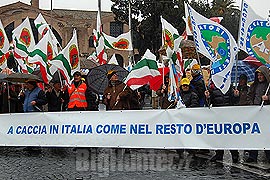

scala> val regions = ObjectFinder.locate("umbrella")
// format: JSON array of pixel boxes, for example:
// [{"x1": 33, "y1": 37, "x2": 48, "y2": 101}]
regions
[
  {"x1": 32, "y1": 68, "x2": 65, "y2": 83},
  {"x1": 231, "y1": 60, "x2": 257, "y2": 83},
  {"x1": 0, "y1": 73, "x2": 7, "y2": 81},
  {"x1": 4, "y1": 73, "x2": 43, "y2": 83},
  {"x1": 180, "y1": 40, "x2": 197, "y2": 59},
  {"x1": 243, "y1": 56, "x2": 263, "y2": 67},
  {"x1": 86, "y1": 64, "x2": 129, "y2": 94},
  {"x1": 180, "y1": 40, "x2": 204, "y2": 59}
]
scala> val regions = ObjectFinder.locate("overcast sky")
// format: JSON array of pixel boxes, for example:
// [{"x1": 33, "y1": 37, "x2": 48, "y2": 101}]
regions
[{"x1": 0, "y1": 0, "x2": 269, "y2": 18}]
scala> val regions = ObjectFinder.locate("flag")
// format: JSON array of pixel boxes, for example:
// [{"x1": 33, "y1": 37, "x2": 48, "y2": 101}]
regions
[
  {"x1": 94, "y1": 9, "x2": 107, "y2": 65},
  {"x1": 167, "y1": 58, "x2": 181, "y2": 103},
  {"x1": 34, "y1": 13, "x2": 60, "y2": 52},
  {"x1": 183, "y1": 3, "x2": 193, "y2": 36},
  {"x1": 103, "y1": 31, "x2": 133, "y2": 51},
  {"x1": 50, "y1": 29, "x2": 79, "y2": 85},
  {"x1": 0, "y1": 20, "x2": 10, "y2": 70},
  {"x1": 28, "y1": 31, "x2": 57, "y2": 84},
  {"x1": 160, "y1": 16, "x2": 183, "y2": 76},
  {"x1": 108, "y1": 54, "x2": 119, "y2": 65},
  {"x1": 238, "y1": 0, "x2": 269, "y2": 66},
  {"x1": 124, "y1": 49, "x2": 160, "y2": 90},
  {"x1": 187, "y1": 4, "x2": 238, "y2": 94},
  {"x1": 161, "y1": 16, "x2": 180, "y2": 52},
  {"x1": 183, "y1": 3, "x2": 223, "y2": 38},
  {"x1": 12, "y1": 17, "x2": 36, "y2": 73}
]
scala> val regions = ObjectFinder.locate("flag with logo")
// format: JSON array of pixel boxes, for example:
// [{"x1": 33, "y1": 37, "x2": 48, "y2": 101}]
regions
[
  {"x1": 103, "y1": 31, "x2": 133, "y2": 51},
  {"x1": 12, "y1": 17, "x2": 36, "y2": 73},
  {"x1": 28, "y1": 31, "x2": 57, "y2": 84},
  {"x1": 124, "y1": 49, "x2": 160, "y2": 90},
  {"x1": 161, "y1": 16, "x2": 184, "y2": 76},
  {"x1": 0, "y1": 20, "x2": 10, "y2": 70},
  {"x1": 50, "y1": 29, "x2": 79, "y2": 85},
  {"x1": 238, "y1": 0, "x2": 269, "y2": 66},
  {"x1": 187, "y1": 4, "x2": 238, "y2": 94},
  {"x1": 34, "y1": 13, "x2": 60, "y2": 52}
]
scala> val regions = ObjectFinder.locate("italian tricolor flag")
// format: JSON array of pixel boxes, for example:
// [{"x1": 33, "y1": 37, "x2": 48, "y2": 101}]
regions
[
  {"x1": 50, "y1": 29, "x2": 79, "y2": 85},
  {"x1": 124, "y1": 49, "x2": 160, "y2": 90}
]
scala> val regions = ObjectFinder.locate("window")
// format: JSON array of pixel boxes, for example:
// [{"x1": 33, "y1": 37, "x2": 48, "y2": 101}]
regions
[
  {"x1": 89, "y1": 35, "x2": 94, "y2": 47},
  {"x1": 110, "y1": 22, "x2": 123, "y2": 37}
]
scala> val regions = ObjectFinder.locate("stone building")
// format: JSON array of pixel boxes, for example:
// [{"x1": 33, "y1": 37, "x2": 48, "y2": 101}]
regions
[{"x1": 0, "y1": 0, "x2": 130, "y2": 68}]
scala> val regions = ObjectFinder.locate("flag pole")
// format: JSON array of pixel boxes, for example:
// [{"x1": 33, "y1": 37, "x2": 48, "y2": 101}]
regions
[
  {"x1": 50, "y1": 0, "x2": 53, "y2": 29},
  {"x1": 128, "y1": 0, "x2": 134, "y2": 66},
  {"x1": 234, "y1": 0, "x2": 244, "y2": 89}
]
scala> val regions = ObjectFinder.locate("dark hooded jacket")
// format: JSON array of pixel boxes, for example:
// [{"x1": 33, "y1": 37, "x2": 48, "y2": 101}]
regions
[
  {"x1": 103, "y1": 80, "x2": 140, "y2": 110},
  {"x1": 247, "y1": 65, "x2": 270, "y2": 105}
]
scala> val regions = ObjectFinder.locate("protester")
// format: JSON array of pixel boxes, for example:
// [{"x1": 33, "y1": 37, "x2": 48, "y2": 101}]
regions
[
  {"x1": 46, "y1": 80, "x2": 69, "y2": 112},
  {"x1": 0, "y1": 82, "x2": 19, "y2": 113},
  {"x1": 156, "y1": 74, "x2": 176, "y2": 109},
  {"x1": 19, "y1": 80, "x2": 47, "y2": 112},
  {"x1": 236, "y1": 74, "x2": 249, "y2": 106},
  {"x1": 177, "y1": 78, "x2": 200, "y2": 157},
  {"x1": 85, "y1": 89, "x2": 99, "y2": 111},
  {"x1": 103, "y1": 70, "x2": 140, "y2": 110},
  {"x1": 205, "y1": 79, "x2": 240, "y2": 163},
  {"x1": 67, "y1": 71, "x2": 88, "y2": 111},
  {"x1": 180, "y1": 78, "x2": 199, "y2": 108},
  {"x1": 244, "y1": 65, "x2": 270, "y2": 163},
  {"x1": 190, "y1": 64, "x2": 206, "y2": 107}
]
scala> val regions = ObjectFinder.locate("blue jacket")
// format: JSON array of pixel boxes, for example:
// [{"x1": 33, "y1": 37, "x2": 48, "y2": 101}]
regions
[{"x1": 23, "y1": 87, "x2": 47, "y2": 112}]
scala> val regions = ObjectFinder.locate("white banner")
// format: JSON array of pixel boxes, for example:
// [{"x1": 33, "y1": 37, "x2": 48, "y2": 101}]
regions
[{"x1": 1, "y1": 106, "x2": 270, "y2": 150}]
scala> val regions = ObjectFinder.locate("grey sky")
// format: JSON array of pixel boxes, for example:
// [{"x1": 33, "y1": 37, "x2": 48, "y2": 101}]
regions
[{"x1": 0, "y1": 0, "x2": 269, "y2": 18}]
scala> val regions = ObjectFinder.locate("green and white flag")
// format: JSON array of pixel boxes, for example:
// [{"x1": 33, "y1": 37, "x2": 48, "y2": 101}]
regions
[
  {"x1": 28, "y1": 30, "x2": 57, "y2": 84},
  {"x1": 125, "y1": 49, "x2": 160, "y2": 90},
  {"x1": 103, "y1": 31, "x2": 133, "y2": 51},
  {"x1": 0, "y1": 19, "x2": 10, "y2": 70},
  {"x1": 12, "y1": 17, "x2": 36, "y2": 73},
  {"x1": 34, "y1": 13, "x2": 60, "y2": 52},
  {"x1": 50, "y1": 29, "x2": 79, "y2": 85},
  {"x1": 238, "y1": 0, "x2": 269, "y2": 65}
]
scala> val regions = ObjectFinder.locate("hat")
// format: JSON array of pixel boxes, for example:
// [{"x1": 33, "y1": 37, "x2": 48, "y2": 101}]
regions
[
  {"x1": 181, "y1": 78, "x2": 190, "y2": 86},
  {"x1": 26, "y1": 80, "x2": 37, "y2": 86},
  {"x1": 239, "y1": 74, "x2": 247, "y2": 81},
  {"x1": 73, "y1": 71, "x2": 81, "y2": 77},
  {"x1": 107, "y1": 70, "x2": 117, "y2": 80},
  {"x1": 192, "y1": 64, "x2": 200, "y2": 70},
  {"x1": 52, "y1": 80, "x2": 61, "y2": 84}
]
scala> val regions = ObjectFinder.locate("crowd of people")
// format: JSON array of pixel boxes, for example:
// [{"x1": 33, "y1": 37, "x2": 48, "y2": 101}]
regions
[{"x1": 0, "y1": 64, "x2": 270, "y2": 164}]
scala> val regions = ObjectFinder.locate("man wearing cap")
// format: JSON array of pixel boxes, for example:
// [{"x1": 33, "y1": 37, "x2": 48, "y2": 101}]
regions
[
  {"x1": 190, "y1": 64, "x2": 206, "y2": 107},
  {"x1": 103, "y1": 70, "x2": 140, "y2": 110},
  {"x1": 67, "y1": 71, "x2": 88, "y2": 111},
  {"x1": 180, "y1": 78, "x2": 199, "y2": 108},
  {"x1": 19, "y1": 80, "x2": 47, "y2": 112},
  {"x1": 46, "y1": 80, "x2": 69, "y2": 111},
  {"x1": 245, "y1": 65, "x2": 270, "y2": 163}
]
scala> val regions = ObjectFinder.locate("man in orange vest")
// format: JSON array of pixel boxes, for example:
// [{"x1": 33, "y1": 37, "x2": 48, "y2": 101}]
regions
[{"x1": 67, "y1": 71, "x2": 87, "y2": 111}]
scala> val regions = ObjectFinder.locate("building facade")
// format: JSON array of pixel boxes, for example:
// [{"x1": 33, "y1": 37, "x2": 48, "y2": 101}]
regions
[{"x1": 0, "y1": 0, "x2": 130, "y2": 68}]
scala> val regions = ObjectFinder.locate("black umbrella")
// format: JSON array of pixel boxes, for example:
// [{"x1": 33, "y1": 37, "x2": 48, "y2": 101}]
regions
[
  {"x1": 0, "y1": 73, "x2": 7, "y2": 81},
  {"x1": 4, "y1": 73, "x2": 43, "y2": 83},
  {"x1": 86, "y1": 64, "x2": 129, "y2": 94},
  {"x1": 32, "y1": 68, "x2": 65, "y2": 83}
]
